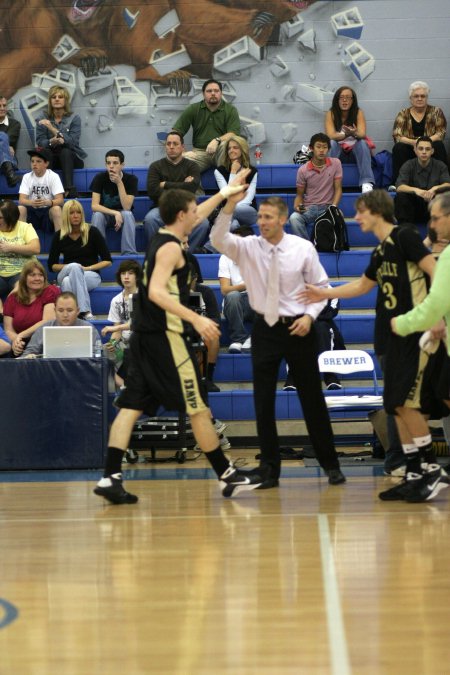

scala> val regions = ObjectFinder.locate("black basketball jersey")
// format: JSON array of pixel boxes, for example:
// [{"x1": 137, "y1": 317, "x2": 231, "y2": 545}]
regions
[
  {"x1": 364, "y1": 226, "x2": 431, "y2": 354},
  {"x1": 133, "y1": 229, "x2": 194, "y2": 334}
]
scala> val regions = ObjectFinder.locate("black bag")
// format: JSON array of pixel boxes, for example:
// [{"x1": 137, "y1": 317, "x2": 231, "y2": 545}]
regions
[
  {"x1": 293, "y1": 149, "x2": 311, "y2": 164},
  {"x1": 313, "y1": 205, "x2": 349, "y2": 252}
]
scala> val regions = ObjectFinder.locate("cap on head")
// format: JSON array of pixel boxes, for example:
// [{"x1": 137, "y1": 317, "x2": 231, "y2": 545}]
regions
[{"x1": 28, "y1": 147, "x2": 52, "y2": 163}]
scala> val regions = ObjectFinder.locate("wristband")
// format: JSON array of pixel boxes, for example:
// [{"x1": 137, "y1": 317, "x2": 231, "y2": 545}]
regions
[{"x1": 220, "y1": 184, "x2": 245, "y2": 199}]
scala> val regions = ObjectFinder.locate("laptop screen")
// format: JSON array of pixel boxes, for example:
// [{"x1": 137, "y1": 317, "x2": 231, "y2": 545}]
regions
[{"x1": 43, "y1": 326, "x2": 93, "y2": 358}]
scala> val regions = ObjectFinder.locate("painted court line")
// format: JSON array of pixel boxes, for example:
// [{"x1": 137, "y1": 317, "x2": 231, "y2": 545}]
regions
[
  {"x1": 0, "y1": 598, "x2": 19, "y2": 630},
  {"x1": 318, "y1": 513, "x2": 352, "y2": 675}
]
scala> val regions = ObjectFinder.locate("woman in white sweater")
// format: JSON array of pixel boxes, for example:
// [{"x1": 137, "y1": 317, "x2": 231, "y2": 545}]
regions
[{"x1": 214, "y1": 135, "x2": 258, "y2": 231}]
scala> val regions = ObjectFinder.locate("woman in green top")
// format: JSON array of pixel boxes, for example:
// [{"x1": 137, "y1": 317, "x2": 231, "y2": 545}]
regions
[{"x1": 0, "y1": 199, "x2": 40, "y2": 303}]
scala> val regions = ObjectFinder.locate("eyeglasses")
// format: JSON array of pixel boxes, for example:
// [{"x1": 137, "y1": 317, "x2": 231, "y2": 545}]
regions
[
  {"x1": 339, "y1": 95, "x2": 353, "y2": 101},
  {"x1": 429, "y1": 213, "x2": 450, "y2": 223},
  {"x1": 411, "y1": 94, "x2": 427, "y2": 99}
]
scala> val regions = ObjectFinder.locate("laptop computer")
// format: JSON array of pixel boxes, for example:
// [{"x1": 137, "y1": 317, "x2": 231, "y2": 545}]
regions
[{"x1": 43, "y1": 326, "x2": 93, "y2": 358}]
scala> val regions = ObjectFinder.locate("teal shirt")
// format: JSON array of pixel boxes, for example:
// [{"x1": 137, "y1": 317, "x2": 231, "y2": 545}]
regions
[
  {"x1": 173, "y1": 100, "x2": 240, "y2": 149},
  {"x1": 395, "y1": 245, "x2": 450, "y2": 355}
]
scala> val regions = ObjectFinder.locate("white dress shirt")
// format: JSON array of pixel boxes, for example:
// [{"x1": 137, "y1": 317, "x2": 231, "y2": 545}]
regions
[{"x1": 210, "y1": 211, "x2": 328, "y2": 320}]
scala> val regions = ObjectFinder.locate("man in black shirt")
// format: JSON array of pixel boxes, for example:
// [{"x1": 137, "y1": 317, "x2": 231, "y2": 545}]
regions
[
  {"x1": 395, "y1": 136, "x2": 450, "y2": 224},
  {"x1": 90, "y1": 149, "x2": 138, "y2": 255},
  {"x1": 94, "y1": 179, "x2": 262, "y2": 504},
  {"x1": 144, "y1": 132, "x2": 210, "y2": 252}
]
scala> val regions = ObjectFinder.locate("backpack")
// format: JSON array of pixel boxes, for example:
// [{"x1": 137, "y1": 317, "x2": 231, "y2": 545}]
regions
[
  {"x1": 313, "y1": 205, "x2": 349, "y2": 252},
  {"x1": 371, "y1": 150, "x2": 393, "y2": 188}
]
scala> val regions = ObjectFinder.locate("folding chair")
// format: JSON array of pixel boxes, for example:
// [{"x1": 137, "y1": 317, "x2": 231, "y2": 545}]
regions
[{"x1": 318, "y1": 349, "x2": 383, "y2": 416}]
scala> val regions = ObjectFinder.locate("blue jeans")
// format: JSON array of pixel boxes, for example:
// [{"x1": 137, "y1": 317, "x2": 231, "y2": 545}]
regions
[
  {"x1": 230, "y1": 203, "x2": 258, "y2": 231},
  {"x1": 91, "y1": 211, "x2": 137, "y2": 255},
  {"x1": 143, "y1": 207, "x2": 210, "y2": 253},
  {"x1": 223, "y1": 291, "x2": 254, "y2": 344},
  {"x1": 57, "y1": 263, "x2": 101, "y2": 313},
  {"x1": 330, "y1": 139, "x2": 374, "y2": 186},
  {"x1": 0, "y1": 132, "x2": 17, "y2": 168},
  {"x1": 289, "y1": 203, "x2": 331, "y2": 240}
]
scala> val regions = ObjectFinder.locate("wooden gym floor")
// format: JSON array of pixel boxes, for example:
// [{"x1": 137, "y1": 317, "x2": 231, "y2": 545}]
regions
[{"x1": 1, "y1": 451, "x2": 450, "y2": 675}]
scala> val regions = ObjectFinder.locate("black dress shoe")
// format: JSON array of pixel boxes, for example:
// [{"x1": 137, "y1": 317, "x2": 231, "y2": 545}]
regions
[
  {"x1": 206, "y1": 380, "x2": 220, "y2": 392},
  {"x1": 247, "y1": 466, "x2": 279, "y2": 489},
  {"x1": 65, "y1": 186, "x2": 78, "y2": 199},
  {"x1": 256, "y1": 477, "x2": 279, "y2": 490},
  {"x1": 326, "y1": 469, "x2": 346, "y2": 485}
]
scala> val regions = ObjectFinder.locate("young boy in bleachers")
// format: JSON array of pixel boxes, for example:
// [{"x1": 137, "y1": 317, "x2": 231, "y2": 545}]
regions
[{"x1": 101, "y1": 259, "x2": 142, "y2": 387}]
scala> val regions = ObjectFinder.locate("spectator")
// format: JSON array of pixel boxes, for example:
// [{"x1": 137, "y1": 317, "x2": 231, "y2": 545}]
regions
[
  {"x1": 21, "y1": 291, "x2": 100, "y2": 358},
  {"x1": 283, "y1": 298, "x2": 345, "y2": 391},
  {"x1": 101, "y1": 259, "x2": 142, "y2": 387},
  {"x1": 144, "y1": 132, "x2": 210, "y2": 252},
  {"x1": 325, "y1": 86, "x2": 375, "y2": 192},
  {"x1": 48, "y1": 200, "x2": 112, "y2": 320},
  {"x1": 0, "y1": 324, "x2": 11, "y2": 356},
  {"x1": 392, "y1": 81, "x2": 447, "y2": 184},
  {"x1": 172, "y1": 79, "x2": 240, "y2": 173},
  {"x1": 395, "y1": 136, "x2": 450, "y2": 225},
  {"x1": 90, "y1": 149, "x2": 138, "y2": 255},
  {"x1": 18, "y1": 148, "x2": 64, "y2": 232},
  {"x1": 3, "y1": 259, "x2": 60, "y2": 357},
  {"x1": 289, "y1": 133, "x2": 342, "y2": 240},
  {"x1": 218, "y1": 224, "x2": 254, "y2": 353},
  {"x1": 0, "y1": 96, "x2": 21, "y2": 187},
  {"x1": 0, "y1": 199, "x2": 40, "y2": 302},
  {"x1": 35, "y1": 85, "x2": 86, "y2": 198},
  {"x1": 213, "y1": 135, "x2": 258, "y2": 231}
]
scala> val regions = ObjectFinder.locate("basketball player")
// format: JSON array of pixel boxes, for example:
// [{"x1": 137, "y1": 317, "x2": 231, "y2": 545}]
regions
[
  {"x1": 392, "y1": 190, "x2": 450, "y2": 464},
  {"x1": 95, "y1": 178, "x2": 262, "y2": 504},
  {"x1": 300, "y1": 189, "x2": 448, "y2": 502}
]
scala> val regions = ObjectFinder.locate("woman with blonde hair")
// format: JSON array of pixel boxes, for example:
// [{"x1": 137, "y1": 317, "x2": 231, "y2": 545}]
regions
[
  {"x1": 48, "y1": 200, "x2": 112, "y2": 320},
  {"x1": 3, "y1": 259, "x2": 60, "y2": 356},
  {"x1": 35, "y1": 85, "x2": 87, "y2": 198},
  {"x1": 214, "y1": 134, "x2": 258, "y2": 230}
]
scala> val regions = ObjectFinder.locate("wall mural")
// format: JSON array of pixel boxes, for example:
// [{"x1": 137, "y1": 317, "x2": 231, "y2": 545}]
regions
[{"x1": 0, "y1": 1, "x2": 421, "y2": 167}]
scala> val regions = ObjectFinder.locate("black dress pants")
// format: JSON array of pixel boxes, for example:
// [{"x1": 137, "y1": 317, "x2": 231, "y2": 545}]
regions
[
  {"x1": 394, "y1": 192, "x2": 429, "y2": 225},
  {"x1": 50, "y1": 147, "x2": 84, "y2": 189},
  {"x1": 251, "y1": 315, "x2": 340, "y2": 479}
]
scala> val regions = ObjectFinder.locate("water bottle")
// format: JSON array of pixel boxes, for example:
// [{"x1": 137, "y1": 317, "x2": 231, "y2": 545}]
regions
[
  {"x1": 254, "y1": 145, "x2": 262, "y2": 165},
  {"x1": 94, "y1": 336, "x2": 103, "y2": 358}
]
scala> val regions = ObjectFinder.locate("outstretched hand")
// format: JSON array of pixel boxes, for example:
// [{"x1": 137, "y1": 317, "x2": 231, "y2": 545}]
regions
[
  {"x1": 220, "y1": 168, "x2": 251, "y2": 206},
  {"x1": 297, "y1": 283, "x2": 328, "y2": 304},
  {"x1": 192, "y1": 314, "x2": 221, "y2": 342}
]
